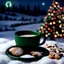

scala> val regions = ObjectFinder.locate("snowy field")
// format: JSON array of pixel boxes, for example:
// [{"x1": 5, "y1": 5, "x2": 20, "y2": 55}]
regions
[
  {"x1": 0, "y1": 23, "x2": 42, "y2": 40},
  {"x1": 0, "y1": 23, "x2": 64, "y2": 64}
]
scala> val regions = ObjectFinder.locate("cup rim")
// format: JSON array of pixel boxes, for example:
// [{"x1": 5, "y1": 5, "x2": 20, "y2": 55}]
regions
[{"x1": 15, "y1": 30, "x2": 40, "y2": 38}]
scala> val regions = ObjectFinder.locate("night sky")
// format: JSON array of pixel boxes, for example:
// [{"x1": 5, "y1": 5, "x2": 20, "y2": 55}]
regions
[{"x1": 0, "y1": 0, "x2": 64, "y2": 11}]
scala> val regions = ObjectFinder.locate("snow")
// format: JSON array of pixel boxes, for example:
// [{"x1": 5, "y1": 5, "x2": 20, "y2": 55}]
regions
[
  {"x1": 0, "y1": 23, "x2": 42, "y2": 40},
  {"x1": 0, "y1": 39, "x2": 63, "y2": 64},
  {"x1": 0, "y1": 38, "x2": 10, "y2": 44},
  {"x1": 0, "y1": 54, "x2": 10, "y2": 64},
  {"x1": 0, "y1": 23, "x2": 64, "y2": 64}
]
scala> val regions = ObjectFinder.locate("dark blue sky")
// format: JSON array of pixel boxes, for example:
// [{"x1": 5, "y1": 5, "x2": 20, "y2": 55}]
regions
[{"x1": 0, "y1": 0, "x2": 64, "y2": 11}]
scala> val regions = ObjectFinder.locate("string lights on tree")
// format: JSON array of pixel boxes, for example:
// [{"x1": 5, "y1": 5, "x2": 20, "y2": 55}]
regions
[{"x1": 39, "y1": 0, "x2": 64, "y2": 40}]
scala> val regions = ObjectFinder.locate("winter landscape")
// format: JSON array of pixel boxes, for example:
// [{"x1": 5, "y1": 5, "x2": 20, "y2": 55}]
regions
[{"x1": 0, "y1": 0, "x2": 64, "y2": 64}]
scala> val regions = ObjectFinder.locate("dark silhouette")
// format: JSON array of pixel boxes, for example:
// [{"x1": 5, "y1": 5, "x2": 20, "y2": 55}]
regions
[
  {"x1": 4, "y1": 15, "x2": 9, "y2": 20},
  {"x1": 26, "y1": 5, "x2": 31, "y2": 15},
  {"x1": 0, "y1": 16, "x2": 3, "y2": 20}
]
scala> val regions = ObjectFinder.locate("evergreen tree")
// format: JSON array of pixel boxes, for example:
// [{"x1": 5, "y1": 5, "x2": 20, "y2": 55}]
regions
[
  {"x1": 22, "y1": 5, "x2": 26, "y2": 14},
  {"x1": 18, "y1": 5, "x2": 22, "y2": 13},
  {"x1": 26, "y1": 5, "x2": 31, "y2": 15},
  {"x1": 39, "y1": 0, "x2": 64, "y2": 40},
  {"x1": 33, "y1": 5, "x2": 37, "y2": 15}
]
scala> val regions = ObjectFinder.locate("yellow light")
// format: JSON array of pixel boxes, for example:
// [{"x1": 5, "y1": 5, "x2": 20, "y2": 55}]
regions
[
  {"x1": 45, "y1": 34, "x2": 48, "y2": 37},
  {"x1": 60, "y1": 34, "x2": 62, "y2": 37},
  {"x1": 62, "y1": 30, "x2": 64, "y2": 32},
  {"x1": 62, "y1": 17, "x2": 64, "y2": 20},
  {"x1": 48, "y1": 13, "x2": 50, "y2": 15},
  {"x1": 59, "y1": 25, "x2": 62, "y2": 28},
  {"x1": 51, "y1": 13, "x2": 54, "y2": 16},
  {"x1": 48, "y1": 28, "x2": 50, "y2": 30},
  {"x1": 49, "y1": 22, "x2": 52, "y2": 25},
  {"x1": 39, "y1": 30, "x2": 41, "y2": 33},
  {"x1": 53, "y1": 21, "x2": 56, "y2": 24},
  {"x1": 54, "y1": 35, "x2": 57, "y2": 38},
  {"x1": 55, "y1": 2, "x2": 58, "y2": 4},
  {"x1": 59, "y1": 20, "x2": 61, "y2": 23},
  {"x1": 54, "y1": 5, "x2": 56, "y2": 7},
  {"x1": 56, "y1": 31, "x2": 58, "y2": 34},
  {"x1": 40, "y1": 26, "x2": 43, "y2": 29}
]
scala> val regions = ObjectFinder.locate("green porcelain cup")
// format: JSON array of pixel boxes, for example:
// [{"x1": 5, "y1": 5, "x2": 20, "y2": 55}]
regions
[{"x1": 14, "y1": 30, "x2": 46, "y2": 47}]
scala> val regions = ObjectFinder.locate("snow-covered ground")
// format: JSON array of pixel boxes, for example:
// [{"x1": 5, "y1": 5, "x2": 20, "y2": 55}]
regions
[
  {"x1": 0, "y1": 23, "x2": 64, "y2": 64},
  {"x1": 0, "y1": 23, "x2": 42, "y2": 40}
]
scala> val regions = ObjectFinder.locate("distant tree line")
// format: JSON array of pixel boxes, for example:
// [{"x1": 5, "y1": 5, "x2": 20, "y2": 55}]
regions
[{"x1": 0, "y1": 4, "x2": 47, "y2": 16}]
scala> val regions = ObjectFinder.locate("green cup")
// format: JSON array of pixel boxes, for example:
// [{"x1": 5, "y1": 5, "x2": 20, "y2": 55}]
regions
[{"x1": 14, "y1": 30, "x2": 46, "y2": 47}]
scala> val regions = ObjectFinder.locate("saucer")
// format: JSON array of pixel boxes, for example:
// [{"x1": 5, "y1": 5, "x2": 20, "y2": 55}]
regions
[{"x1": 5, "y1": 46, "x2": 49, "y2": 62}]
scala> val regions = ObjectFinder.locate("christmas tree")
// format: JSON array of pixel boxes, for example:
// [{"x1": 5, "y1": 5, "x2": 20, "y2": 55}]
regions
[{"x1": 39, "y1": 0, "x2": 64, "y2": 40}]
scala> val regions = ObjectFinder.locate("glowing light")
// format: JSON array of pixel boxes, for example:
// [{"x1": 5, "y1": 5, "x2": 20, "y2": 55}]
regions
[
  {"x1": 48, "y1": 33, "x2": 50, "y2": 35},
  {"x1": 54, "y1": 35, "x2": 57, "y2": 38},
  {"x1": 55, "y1": 2, "x2": 58, "y2": 4},
  {"x1": 42, "y1": 2, "x2": 45, "y2": 6},
  {"x1": 51, "y1": 13, "x2": 54, "y2": 16},
  {"x1": 60, "y1": 34, "x2": 63, "y2": 37},
  {"x1": 54, "y1": 5, "x2": 56, "y2": 8},
  {"x1": 51, "y1": 18, "x2": 53, "y2": 20},
  {"x1": 59, "y1": 20, "x2": 61, "y2": 23},
  {"x1": 62, "y1": 30, "x2": 64, "y2": 32},
  {"x1": 45, "y1": 25, "x2": 48, "y2": 28},
  {"x1": 49, "y1": 22, "x2": 52, "y2": 25},
  {"x1": 58, "y1": 34, "x2": 60, "y2": 36},
  {"x1": 62, "y1": 17, "x2": 64, "y2": 20},
  {"x1": 40, "y1": 26, "x2": 43, "y2": 29},
  {"x1": 59, "y1": 24, "x2": 62, "y2": 28},
  {"x1": 56, "y1": 31, "x2": 58, "y2": 34},
  {"x1": 44, "y1": 16, "x2": 47, "y2": 19},
  {"x1": 5, "y1": 1, "x2": 12, "y2": 8},
  {"x1": 48, "y1": 13, "x2": 50, "y2": 16},
  {"x1": 48, "y1": 28, "x2": 50, "y2": 30},
  {"x1": 50, "y1": 29, "x2": 53, "y2": 32},
  {"x1": 45, "y1": 34, "x2": 48, "y2": 37},
  {"x1": 53, "y1": 22, "x2": 56, "y2": 24},
  {"x1": 60, "y1": 7, "x2": 62, "y2": 10},
  {"x1": 42, "y1": 24, "x2": 45, "y2": 26},
  {"x1": 39, "y1": 30, "x2": 41, "y2": 33},
  {"x1": 45, "y1": 31, "x2": 48, "y2": 33},
  {"x1": 54, "y1": 17, "x2": 56, "y2": 20}
]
